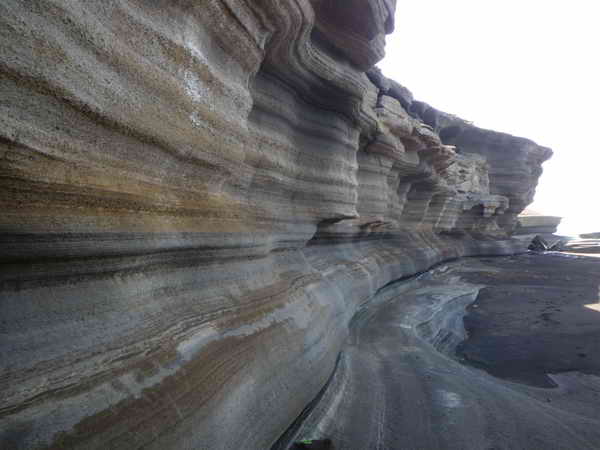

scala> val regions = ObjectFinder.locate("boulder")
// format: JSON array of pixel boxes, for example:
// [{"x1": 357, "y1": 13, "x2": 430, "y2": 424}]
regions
[{"x1": 529, "y1": 235, "x2": 549, "y2": 251}]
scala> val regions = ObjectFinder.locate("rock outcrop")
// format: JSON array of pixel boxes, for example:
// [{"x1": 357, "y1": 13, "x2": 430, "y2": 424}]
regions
[
  {"x1": 565, "y1": 232, "x2": 600, "y2": 253},
  {"x1": 561, "y1": 239, "x2": 600, "y2": 254},
  {"x1": 513, "y1": 208, "x2": 563, "y2": 250},
  {"x1": 515, "y1": 209, "x2": 562, "y2": 236},
  {"x1": 282, "y1": 255, "x2": 600, "y2": 449},
  {"x1": 0, "y1": 1, "x2": 551, "y2": 449},
  {"x1": 580, "y1": 232, "x2": 600, "y2": 239}
]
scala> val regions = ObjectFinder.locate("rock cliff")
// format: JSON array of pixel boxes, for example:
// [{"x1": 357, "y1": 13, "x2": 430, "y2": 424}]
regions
[{"x1": 0, "y1": 1, "x2": 551, "y2": 449}]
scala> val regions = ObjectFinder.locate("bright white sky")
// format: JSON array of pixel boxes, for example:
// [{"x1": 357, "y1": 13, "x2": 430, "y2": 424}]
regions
[{"x1": 378, "y1": 0, "x2": 599, "y2": 236}]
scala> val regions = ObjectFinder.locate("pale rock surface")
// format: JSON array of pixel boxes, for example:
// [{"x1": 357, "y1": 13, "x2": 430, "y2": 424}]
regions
[
  {"x1": 512, "y1": 208, "x2": 563, "y2": 250},
  {"x1": 580, "y1": 232, "x2": 600, "y2": 239},
  {"x1": 561, "y1": 240, "x2": 600, "y2": 254},
  {"x1": 516, "y1": 208, "x2": 562, "y2": 235}
]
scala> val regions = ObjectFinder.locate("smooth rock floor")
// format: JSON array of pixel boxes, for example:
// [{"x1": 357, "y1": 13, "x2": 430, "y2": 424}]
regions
[
  {"x1": 459, "y1": 253, "x2": 600, "y2": 387},
  {"x1": 282, "y1": 254, "x2": 600, "y2": 450}
]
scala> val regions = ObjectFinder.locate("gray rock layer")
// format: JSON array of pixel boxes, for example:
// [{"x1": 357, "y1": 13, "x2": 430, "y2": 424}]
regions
[
  {"x1": 0, "y1": 1, "x2": 550, "y2": 449},
  {"x1": 561, "y1": 240, "x2": 600, "y2": 254},
  {"x1": 580, "y1": 232, "x2": 600, "y2": 239},
  {"x1": 515, "y1": 211, "x2": 562, "y2": 236}
]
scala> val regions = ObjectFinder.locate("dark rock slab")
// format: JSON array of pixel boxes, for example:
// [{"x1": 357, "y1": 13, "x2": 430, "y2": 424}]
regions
[
  {"x1": 458, "y1": 254, "x2": 600, "y2": 387},
  {"x1": 528, "y1": 234, "x2": 549, "y2": 251}
]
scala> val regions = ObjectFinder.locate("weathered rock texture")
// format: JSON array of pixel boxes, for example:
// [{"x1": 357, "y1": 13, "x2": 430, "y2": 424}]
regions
[
  {"x1": 283, "y1": 255, "x2": 600, "y2": 450},
  {"x1": 0, "y1": 1, "x2": 550, "y2": 449},
  {"x1": 515, "y1": 209, "x2": 562, "y2": 235}
]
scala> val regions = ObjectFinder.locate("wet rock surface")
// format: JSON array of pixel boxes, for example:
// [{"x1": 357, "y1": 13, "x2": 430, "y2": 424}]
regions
[
  {"x1": 284, "y1": 255, "x2": 600, "y2": 449},
  {"x1": 458, "y1": 254, "x2": 600, "y2": 387}
]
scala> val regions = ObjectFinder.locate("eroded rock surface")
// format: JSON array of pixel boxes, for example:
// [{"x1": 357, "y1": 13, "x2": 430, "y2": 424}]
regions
[
  {"x1": 0, "y1": 1, "x2": 551, "y2": 449},
  {"x1": 515, "y1": 209, "x2": 562, "y2": 235},
  {"x1": 284, "y1": 256, "x2": 600, "y2": 450},
  {"x1": 513, "y1": 209, "x2": 564, "y2": 250}
]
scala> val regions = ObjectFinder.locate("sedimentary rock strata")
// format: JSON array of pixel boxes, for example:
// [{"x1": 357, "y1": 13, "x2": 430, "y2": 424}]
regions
[
  {"x1": 513, "y1": 209, "x2": 563, "y2": 249},
  {"x1": 0, "y1": 1, "x2": 550, "y2": 449},
  {"x1": 561, "y1": 239, "x2": 600, "y2": 254},
  {"x1": 515, "y1": 209, "x2": 562, "y2": 235},
  {"x1": 580, "y1": 232, "x2": 600, "y2": 239}
]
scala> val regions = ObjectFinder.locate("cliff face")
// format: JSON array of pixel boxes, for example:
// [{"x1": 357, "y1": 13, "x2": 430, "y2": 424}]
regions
[{"x1": 0, "y1": 2, "x2": 550, "y2": 449}]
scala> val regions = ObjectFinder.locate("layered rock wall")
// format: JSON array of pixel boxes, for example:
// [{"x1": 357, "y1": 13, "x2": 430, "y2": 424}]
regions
[
  {"x1": 516, "y1": 213, "x2": 562, "y2": 236},
  {"x1": 0, "y1": 1, "x2": 550, "y2": 449}
]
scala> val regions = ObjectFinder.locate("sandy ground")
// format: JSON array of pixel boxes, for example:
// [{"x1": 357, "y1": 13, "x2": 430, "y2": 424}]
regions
[{"x1": 279, "y1": 253, "x2": 600, "y2": 449}]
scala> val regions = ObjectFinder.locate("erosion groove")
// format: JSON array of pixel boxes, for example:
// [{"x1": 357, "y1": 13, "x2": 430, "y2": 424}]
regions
[{"x1": 1, "y1": 1, "x2": 551, "y2": 449}]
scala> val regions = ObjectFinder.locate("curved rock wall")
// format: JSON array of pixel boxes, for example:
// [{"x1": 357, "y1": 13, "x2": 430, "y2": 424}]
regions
[{"x1": 0, "y1": 1, "x2": 550, "y2": 449}]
